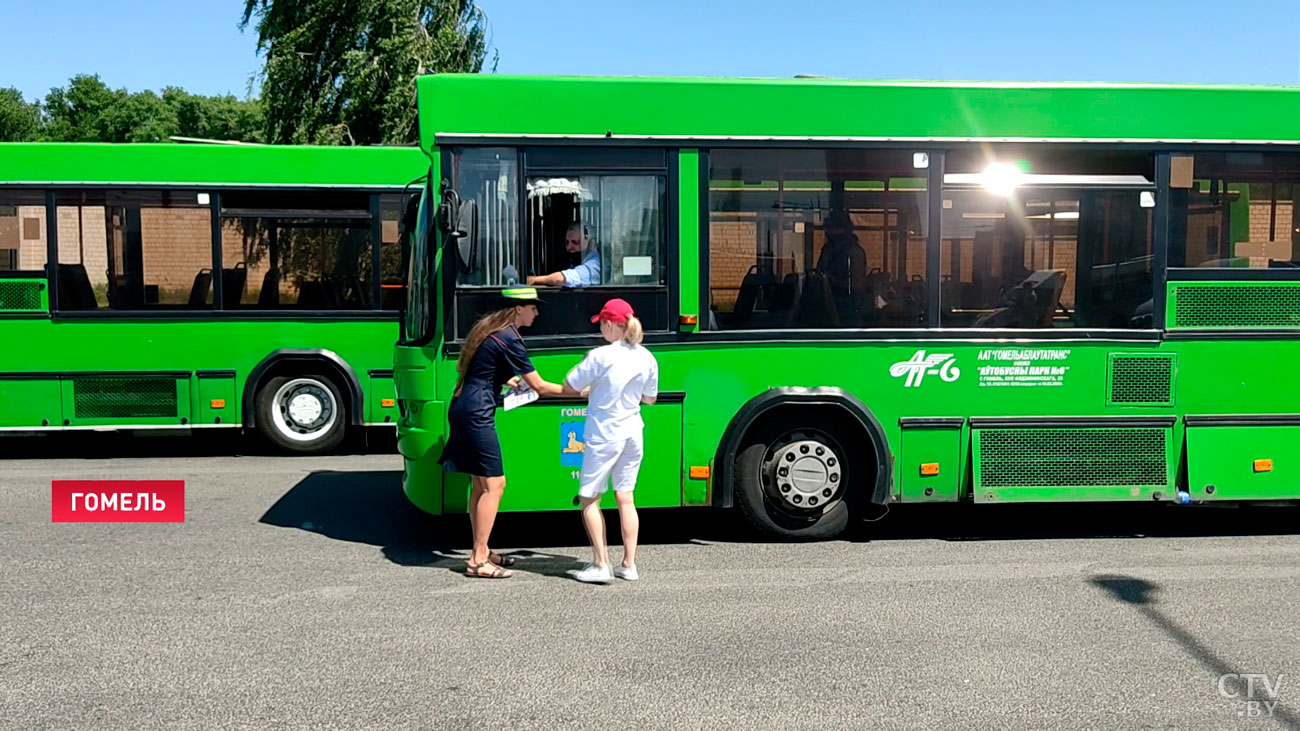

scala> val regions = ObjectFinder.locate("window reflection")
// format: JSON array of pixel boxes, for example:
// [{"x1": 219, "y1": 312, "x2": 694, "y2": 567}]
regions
[
  {"x1": 1169, "y1": 152, "x2": 1300, "y2": 270},
  {"x1": 708, "y1": 148, "x2": 928, "y2": 329},
  {"x1": 939, "y1": 148, "x2": 1155, "y2": 329},
  {"x1": 0, "y1": 191, "x2": 46, "y2": 274}
]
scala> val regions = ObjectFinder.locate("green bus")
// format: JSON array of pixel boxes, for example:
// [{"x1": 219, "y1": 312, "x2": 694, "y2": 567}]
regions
[
  {"x1": 0, "y1": 142, "x2": 427, "y2": 452},
  {"x1": 394, "y1": 74, "x2": 1300, "y2": 539}
]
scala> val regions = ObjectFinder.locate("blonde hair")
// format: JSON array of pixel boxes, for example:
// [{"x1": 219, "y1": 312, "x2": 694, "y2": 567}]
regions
[
  {"x1": 620, "y1": 315, "x2": 643, "y2": 346},
  {"x1": 454, "y1": 307, "x2": 516, "y2": 397}
]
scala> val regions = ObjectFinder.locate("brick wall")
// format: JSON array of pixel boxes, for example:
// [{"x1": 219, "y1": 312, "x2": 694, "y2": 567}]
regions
[
  {"x1": 1, "y1": 205, "x2": 48, "y2": 271},
  {"x1": 57, "y1": 207, "x2": 109, "y2": 306},
  {"x1": 141, "y1": 207, "x2": 212, "y2": 303},
  {"x1": 221, "y1": 221, "x2": 286, "y2": 305},
  {"x1": 1244, "y1": 200, "x2": 1294, "y2": 267},
  {"x1": 708, "y1": 217, "x2": 756, "y2": 311}
]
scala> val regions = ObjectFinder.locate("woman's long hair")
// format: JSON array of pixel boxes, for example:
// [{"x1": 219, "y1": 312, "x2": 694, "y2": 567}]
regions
[
  {"x1": 621, "y1": 315, "x2": 644, "y2": 346},
  {"x1": 454, "y1": 307, "x2": 517, "y2": 396}
]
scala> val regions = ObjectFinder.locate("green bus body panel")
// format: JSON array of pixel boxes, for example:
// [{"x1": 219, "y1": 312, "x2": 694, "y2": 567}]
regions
[
  {"x1": 1187, "y1": 427, "x2": 1300, "y2": 501},
  {"x1": 397, "y1": 336, "x2": 1300, "y2": 513},
  {"x1": 389, "y1": 76, "x2": 1300, "y2": 515},
  {"x1": 0, "y1": 380, "x2": 63, "y2": 427},
  {"x1": 436, "y1": 401, "x2": 684, "y2": 514},
  {"x1": 198, "y1": 375, "x2": 237, "y2": 425},
  {"x1": 0, "y1": 142, "x2": 428, "y2": 187},
  {"x1": 418, "y1": 75, "x2": 1300, "y2": 146},
  {"x1": 899, "y1": 427, "x2": 966, "y2": 502},
  {"x1": 0, "y1": 319, "x2": 396, "y2": 429},
  {"x1": 0, "y1": 142, "x2": 425, "y2": 435},
  {"x1": 367, "y1": 375, "x2": 398, "y2": 425},
  {"x1": 677, "y1": 150, "x2": 700, "y2": 330}
]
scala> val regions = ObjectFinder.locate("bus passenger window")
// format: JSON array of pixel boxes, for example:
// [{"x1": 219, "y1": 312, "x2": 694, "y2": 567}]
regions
[
  {"x1": 524, "y1": 175, "x2": 665, "y2": 289},
  {"x1": 708, "y1": 148, "x2": 929, "y2": 330},
  {"x1": 939, "y1": 147, "x2": 1155, "y2": 330},
  {"x1": 451, "y1": 148, "x2": 520, "y2": 288},
  {"x1": 219, "y1": 189, "x2": 376, "y2": 311},
  {"x1": 54, "y1": 190, "x2": 213, "y2": 311},
  {"x1": 0, "y1": 191, "x2": 46, "y2": 276},
  {"x1": 1167, "y1": 152, "x2": 1300, "y2": 270}
]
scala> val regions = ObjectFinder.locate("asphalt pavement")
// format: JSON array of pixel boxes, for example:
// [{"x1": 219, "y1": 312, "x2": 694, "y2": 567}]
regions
[{"x1": 2, "y1": 435, "x2": 1298, "y2": 730}]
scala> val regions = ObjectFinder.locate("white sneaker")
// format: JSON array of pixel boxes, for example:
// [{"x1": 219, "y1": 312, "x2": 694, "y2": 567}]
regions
[
  {"x1": 572, "y1": 563, "x2": 611, "y2": 584},
  {"x1": 613, "y1": 564, "x2": 639, "y2": 581}
]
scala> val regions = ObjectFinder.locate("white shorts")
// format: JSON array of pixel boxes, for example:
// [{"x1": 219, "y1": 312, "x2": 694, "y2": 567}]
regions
[{"x1": 577, "y1": 435, "x2": 644, "y2": 500}]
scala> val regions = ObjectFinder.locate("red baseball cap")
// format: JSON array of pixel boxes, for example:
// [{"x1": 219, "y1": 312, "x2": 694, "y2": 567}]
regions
[{"x1": 591, "y1": 298, "x2": 634, "y2": 323}]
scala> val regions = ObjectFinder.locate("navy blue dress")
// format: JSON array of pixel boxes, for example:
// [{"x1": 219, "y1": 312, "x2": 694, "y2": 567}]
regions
[{"x1": 439, "y1": 325, "x2": 536, "y2": 477}]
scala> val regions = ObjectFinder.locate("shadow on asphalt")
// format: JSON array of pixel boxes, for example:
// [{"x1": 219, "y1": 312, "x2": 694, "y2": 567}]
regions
[
  {"x1": 0, "y1": 428, "x2": 396, "y2": 459},
  {"x1": 1090, "y1": 574, "x2": 1300, "y2": 728},
  {"x1": 259, "y1": 469, "x2": 1300, "y2": 576}
]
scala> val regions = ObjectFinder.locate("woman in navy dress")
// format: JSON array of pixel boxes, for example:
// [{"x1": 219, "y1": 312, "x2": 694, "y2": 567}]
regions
[{"x1": 441, "y1": 287, "x2": 564, "y2": 578}]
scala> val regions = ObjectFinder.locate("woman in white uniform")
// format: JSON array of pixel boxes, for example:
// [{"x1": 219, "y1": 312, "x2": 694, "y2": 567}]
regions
[{"x1": 564, "y1": 298, "x2": 659, "y2": 584}]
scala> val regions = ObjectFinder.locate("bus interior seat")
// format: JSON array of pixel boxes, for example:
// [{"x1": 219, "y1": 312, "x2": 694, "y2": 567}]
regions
[
  {"x1": 728, "y1": 264, "x2": 775, "y2": 324},
  {"x1": 321, "y1": 276, "x2": 344, "y2": 308},
  {"x1": 188, "y1": 268, "x2": 213, "y2": 308},
  {"x1": 258, "y1": 269, "x2": 280, "y2": 307},
  {"x1": 222, "y1": 263, "x2": 247, "y2": 307},
  {"x1": 772, "y1": 272, "x2": 801, "y2": 314},
  {"x1": 794, "y1": 271, "x2": 839, "y2": 327},
  {"x1": 334, "y1": 275, "x2": 367, "y2": 308},
  {"x1": 56, "y1": 263, "x2": 98, "y2": 310},
  {"x1": 297, "y1": 280, "x2": 326, "y2": 309}
]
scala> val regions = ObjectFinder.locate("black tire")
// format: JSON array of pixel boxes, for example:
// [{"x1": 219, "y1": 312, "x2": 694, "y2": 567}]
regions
[
  {"x1": 734, "y1": 428, "x2": 862, "y2": 541},
  {"x1": 254, "y1": 374, "x2": 347, "y2": 454}
]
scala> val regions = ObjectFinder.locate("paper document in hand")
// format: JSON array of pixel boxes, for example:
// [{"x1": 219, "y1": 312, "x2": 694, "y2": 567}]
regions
[{"x1": 503, "y1": 384, "x2": 539, "y2": 411}]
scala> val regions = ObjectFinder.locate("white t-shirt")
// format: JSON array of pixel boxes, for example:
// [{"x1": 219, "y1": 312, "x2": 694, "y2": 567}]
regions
[{"x1": 565, "y1": 341, "x2": 659, "y2": 445}]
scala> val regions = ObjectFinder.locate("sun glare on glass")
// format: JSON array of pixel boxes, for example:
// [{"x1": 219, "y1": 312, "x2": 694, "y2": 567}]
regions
[{"x1": 981, "y1": 162, "x2": 1023, "y2": 196}]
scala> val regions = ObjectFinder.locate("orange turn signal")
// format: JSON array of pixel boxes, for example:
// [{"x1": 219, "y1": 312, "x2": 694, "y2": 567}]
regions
[
  {"x1": 920, "y1": 462, "x2": 940, "y2": 476},
  {"x1": 210, "y1": 399, "x2": 225, "y2": 409},
  {"x1": 1254, "y1": 459, "x2": 1273, "y2": 473},
  {"x1": 689, "y1": 466, "x2": 710, "y2": 480},
  {"x1": 679, "y1": 314, "x2": 699, "y2": 326},
  {"x1": 381, "y1": 398, "x2": 396, "y2": 408}
]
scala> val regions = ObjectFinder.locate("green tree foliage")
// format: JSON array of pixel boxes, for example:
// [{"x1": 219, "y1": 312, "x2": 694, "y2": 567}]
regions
[
  {"x1": 0, "y1": 87, "x2": 42, "y2": 142},
  {"x1": 1, "y1": 75, "x2": 263, "y2": 143},
  {"x1": 240, "y1": 0, "x2": 494, "y2": 145}
]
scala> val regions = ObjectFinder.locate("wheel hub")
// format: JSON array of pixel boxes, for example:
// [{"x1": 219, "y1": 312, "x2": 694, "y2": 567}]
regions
[
  {"x1": 770, "y1": 439, "x2": 841, "y2": 509},
  {"x1": 274, "y1": 379, "x2": 335, "y2": 438},
  {"x1": 287, "y1": 393, "x2": 324, "y2": 427}
]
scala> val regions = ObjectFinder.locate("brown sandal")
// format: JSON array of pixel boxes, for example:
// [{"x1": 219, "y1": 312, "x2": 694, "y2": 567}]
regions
[
  {"x1": 465, "y1": 560, "x2": 513, "y2": 579},
  {"x1": 487, "y1": 552, "x2": 515, "y2": 567}
]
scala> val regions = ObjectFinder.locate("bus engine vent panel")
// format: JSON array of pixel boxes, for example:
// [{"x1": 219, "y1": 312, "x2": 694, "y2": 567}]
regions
[
  {"x1": 73, "y1": 378, "x2": 179, "y2": 419},
  {"x1": 0, "y1": 279, "x2": 44, "y2": 313},
  {"x1": 1170, "y1": 283, "x2": 1300, "y2": 329},
  {"x1": 977, "y1": 428, "x2": 1168, "y2": 489},
  {"x1": 1108, "y1": 354, "x2": 1174, "y2": 406}
]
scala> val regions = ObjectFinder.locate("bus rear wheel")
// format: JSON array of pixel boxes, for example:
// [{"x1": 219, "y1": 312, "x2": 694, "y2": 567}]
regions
[
  {"x1": 735, "y1": 428, "x2": 859, "y2": 540},
  {"x1": 255, "y1": 375, "x2": 346, "y2": 454}
]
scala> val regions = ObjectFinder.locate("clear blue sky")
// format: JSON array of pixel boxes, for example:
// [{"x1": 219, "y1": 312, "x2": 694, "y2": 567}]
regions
[{"x1": 5, "y1": 0, "x2": 1300, "y2": 102}]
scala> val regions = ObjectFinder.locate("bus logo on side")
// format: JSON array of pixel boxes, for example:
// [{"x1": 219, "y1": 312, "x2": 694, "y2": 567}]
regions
[{"x1": 890, "y1": 350, "x2": 961, "y2": 388}]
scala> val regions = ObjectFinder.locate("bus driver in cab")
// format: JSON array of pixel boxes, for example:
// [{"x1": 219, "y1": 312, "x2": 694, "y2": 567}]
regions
[{"x1": 527, "y1": 222, "x2": 601, "y2": 287}]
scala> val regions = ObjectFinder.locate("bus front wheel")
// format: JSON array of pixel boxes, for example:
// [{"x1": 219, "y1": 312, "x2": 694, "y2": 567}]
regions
[
  {"x1": 254, "y1": 375, "x2": 346, "y2": 454},
  {"x1": 735, "y1": 427, "x2": 859, "y2": 540}
]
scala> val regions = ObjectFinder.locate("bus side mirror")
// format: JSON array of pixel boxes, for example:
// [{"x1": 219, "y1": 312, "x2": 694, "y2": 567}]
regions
[
  {"x1": 452, "y1": 198, "x2": 478, "y2": 271},
  {"x1": 436, "y1": 180, "x2": 478, "y2": 271},
  {"x1": 437, "y1": 180, "x2": 459, "y2": 235}
]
